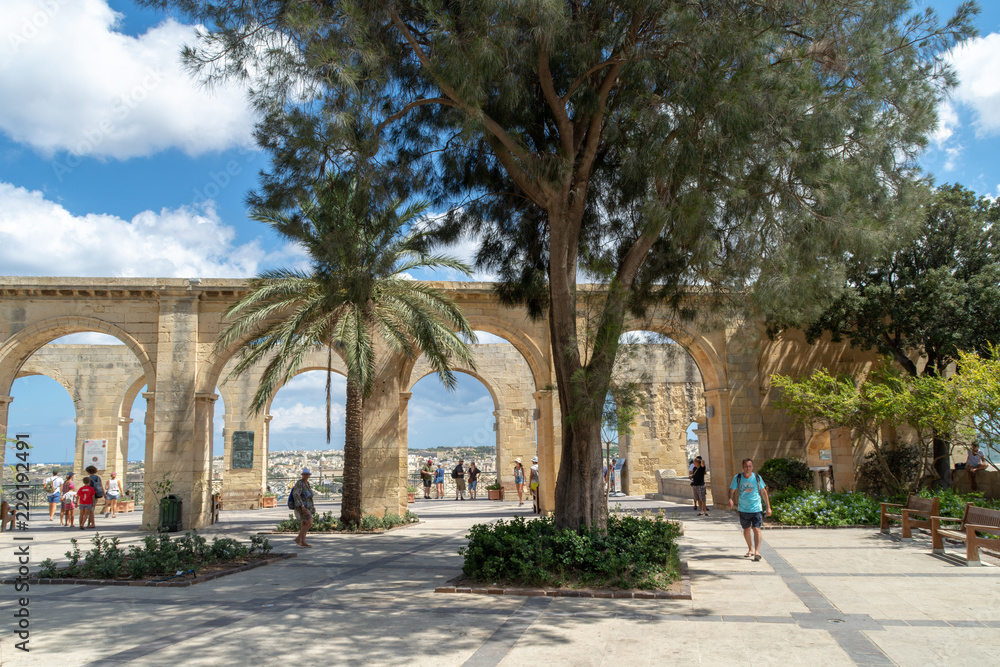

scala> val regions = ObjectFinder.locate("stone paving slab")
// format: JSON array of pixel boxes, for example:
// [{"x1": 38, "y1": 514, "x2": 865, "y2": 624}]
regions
[{"x1": 2, "y1": 497, "x2": 1000, "y2": 666}]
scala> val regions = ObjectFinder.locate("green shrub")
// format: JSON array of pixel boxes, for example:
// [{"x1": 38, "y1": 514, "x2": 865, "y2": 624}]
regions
[
  {"x1": 276, "y1": 510, "x2": 418, "y2": 533},
  {"x1": 35, "y1": 531, "x2": 272, "y2": 580},
  {"x1": 459, "y1": 514, "x2": 682, "y2": 589},
  {"x1": 771, "y1": 489, "x2": 882, "y2": 526},
  {"x1": 771, "y1": 488, "x2": 1000, "y2": 527},
  {"x1": 757, "y1": 458, "x2": 813, "y2": 492},
  {"x1": 857, "y1": 443, "x2": 921, "y2": 495}
]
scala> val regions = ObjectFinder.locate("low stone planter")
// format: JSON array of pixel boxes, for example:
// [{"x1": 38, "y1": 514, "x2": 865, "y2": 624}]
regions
[
  {"x1": 261, "y1": 496, "x2": 277, "y2": 509},
  {"x1": 487, "y1": 488, "x2": 504, "y2": 501}
]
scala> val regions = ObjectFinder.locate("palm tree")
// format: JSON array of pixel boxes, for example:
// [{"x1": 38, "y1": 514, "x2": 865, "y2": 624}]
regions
[{"x1": 218, "y1": 176, "x2": 476, "y2": 526}]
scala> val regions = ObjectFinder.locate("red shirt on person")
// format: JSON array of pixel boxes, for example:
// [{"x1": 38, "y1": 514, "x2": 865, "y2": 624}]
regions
[{"x1": 77, "y1": 485, "x2": 95, "y2": 505}]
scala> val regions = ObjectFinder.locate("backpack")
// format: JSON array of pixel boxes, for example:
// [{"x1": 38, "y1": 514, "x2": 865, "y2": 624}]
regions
[
  {"x1": 732, "y1": 473, "x2": 763, "y2": 492},
  {"x1": 287, "y1": 489, "x2": 296, "y2": 510},
  {"x1": 91, "y1": 475, "x2": 105, "y2": 499},
  {"x1": 451, "y1": 466, "x2": 460, "y2": 479},
  {"x1": 43, "y1": 480, "x2": 54, "y2": 493}
]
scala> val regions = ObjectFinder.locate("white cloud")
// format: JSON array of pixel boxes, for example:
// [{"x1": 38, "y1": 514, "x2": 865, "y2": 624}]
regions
[
  {"x1": 0, "y1": 181, "x2": 292, "y2": 277},
  {"x1": 931, "y1": 100, "x2": 959, "y2": 147},
  {"x1": 269, "y1": 402, "x2": 344, "y2": 432},
  {"x1": 0, "y1": 0, "x2": 254, "y2": 159},
  {"x1": 947, "y1": 32, "x2": 1000, "y2": 138}
]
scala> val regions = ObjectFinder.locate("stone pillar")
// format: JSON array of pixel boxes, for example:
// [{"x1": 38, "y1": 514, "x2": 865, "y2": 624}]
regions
[
  {"x1": 703, "y1": 389, "x2": 733, "y2": 508},
  {"x1": 693, "y1": 423, "x2": 708, "y2": 458},
  {"x1": 0, "y1": 395, "x2": 12, "y2": 472},
  {"x1": 147, "y1": 291, "x2": 205, "y2": 530},
  {"x1": 398, "y1": 391, "x2": 412, "y2": 510},
  {"x1": 116, "y1": 417, "x2": 132, "y2": 479},
  {"x1": 360, "y1": 350, "x2": 404, "y2": 517},
  {"x1": 140, "y1": 391, "x2": 155, "y2": 520},
  {"x1": 533, "y1": 390, "x2": 555, "y2": 513},
  {"x1": 830, "y1": 427, "x2": 855, "y2": 492},
  {"x1": 192, "y1": 392, "x2": 218, "y2": 522}
]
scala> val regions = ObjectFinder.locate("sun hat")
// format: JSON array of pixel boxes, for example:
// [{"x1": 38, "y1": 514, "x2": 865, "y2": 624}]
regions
[
  {"x1": 531, "y1": 456, "x2": 538, "y2": 463},
  {"x1": 302, "y1": 468, "x2": 311, "y2": 475},
  {"x1": 514, "y1": 458, "x2": 521, "y2": 463}
]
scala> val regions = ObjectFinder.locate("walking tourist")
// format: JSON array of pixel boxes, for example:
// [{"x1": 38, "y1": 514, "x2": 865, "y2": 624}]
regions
[
  {"x1": 104, "y1": 472, "x2": 122, "y2": 517},
  {"x1": 76, "y1": 477, "x2": 96, "y2": 530},
  {"x1": 434, "y1": 463, "x2": 445, "y2": 499},
  {"x1": 85, "y1": 465, "x2": 105, "y2": 527},
  {"x1": 467, "y1": 462, "x2": 480, "y2": 499},
  {"x1": 966, "y1": 444, "x2": 989, "y2": 491},
  {"x1": 60, "y1": 474, "x2": 77, "y2": 527},
  {"x1": 43, "y1": 469, "x2": 63, "y2": 521},
  {"x1": 691, "y1": 456, "x2": 708, "y2": 515},
  {"x1": 421, "y1": 459, "x2": 434, "y2": 498},
  {"x1": 291, "y1": 468, "x2": 314, "y2": 548},
  {"x1": 453, "y1": 459, "x2": 466, "y2": 500},
  {"x1": 728, "y1": 458, "x2": 771, "y2": 561},
  {"x1": 530, "y1": 456, "x2": 540, "y2": 514},
  {"x1": 513, "y1": 458, "x2": 525, "y2": 506}
]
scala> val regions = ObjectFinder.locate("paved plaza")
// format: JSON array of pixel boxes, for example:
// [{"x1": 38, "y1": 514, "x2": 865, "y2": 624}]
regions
[{"x1": 1, "y1": 496, "x2": 998, "y2": 666}]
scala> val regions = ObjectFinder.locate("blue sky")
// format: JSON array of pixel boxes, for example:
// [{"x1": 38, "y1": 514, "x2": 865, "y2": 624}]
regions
[{"x1": 2, "y1": 1, "x2": 1000, "y2": 462}]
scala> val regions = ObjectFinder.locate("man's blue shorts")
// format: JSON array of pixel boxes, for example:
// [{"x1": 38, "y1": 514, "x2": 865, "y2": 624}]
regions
[
  {"x1": 47, "y1": 492, "x2": 61, "y2": 504},
  {"x1": 739, "y1": 511, "x2": 763, "y2": 529}
]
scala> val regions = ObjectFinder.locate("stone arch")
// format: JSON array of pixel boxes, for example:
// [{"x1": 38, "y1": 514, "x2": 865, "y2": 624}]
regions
[
  {"x1": 621, "y1": 318, "x2": 732, "y2": 504},
  {"x1": 0, "y1": 316, "x2": 155, "y2": 397}
]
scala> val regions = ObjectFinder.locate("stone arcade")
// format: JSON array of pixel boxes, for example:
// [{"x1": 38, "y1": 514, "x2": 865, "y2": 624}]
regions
[{"x1": 0, "y1": 277, "x2": 876, "y2": 528}]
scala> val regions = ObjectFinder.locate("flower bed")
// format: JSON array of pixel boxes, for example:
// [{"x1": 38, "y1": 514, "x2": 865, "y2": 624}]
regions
[
  {"x1": 26, "y1": 532, "x2": 280, "y2": 585},
  {"x1": 273, "y1": 510, "x2": 419, "y2": 533},
  {"x1": 771, "y1": 488, "x2": 1000, "y2": 527},
  {"x1": 459, "y1": 514, "x2": 682, "y2": 590}
]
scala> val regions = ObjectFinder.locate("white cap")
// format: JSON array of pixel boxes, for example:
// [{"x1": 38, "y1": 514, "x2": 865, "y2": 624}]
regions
[
  {"x1": 531, "y1": 456, "x2": 538, "y2": 463},
  {"x1": 302, "y1": 468, "x2": 311, "y2": 475}
]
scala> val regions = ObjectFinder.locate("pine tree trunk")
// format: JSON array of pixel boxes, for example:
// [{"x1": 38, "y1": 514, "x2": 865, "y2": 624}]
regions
[
  {"x1": 553, "y1": 415, "x2": 607, "y2": 531},
  {"x1": 341, "y1": 377, "x2": 363, "y2": 526}
]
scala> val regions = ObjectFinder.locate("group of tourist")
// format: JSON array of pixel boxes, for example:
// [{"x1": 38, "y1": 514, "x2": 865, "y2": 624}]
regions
[
  {"x1": 43, "y1": 466, "x2": 125, "y2": 529},
  {"x1": 418, "y1": 458, "x2": 486, "y2": 500},
  {"x1": 512, "y1": 456, "x2": 540, "y2": 512}
]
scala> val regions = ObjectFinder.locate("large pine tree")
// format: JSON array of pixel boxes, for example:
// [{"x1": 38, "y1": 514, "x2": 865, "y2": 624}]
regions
[{"x1": 144, "y1": 0, "x2": 976, "y2": 530}]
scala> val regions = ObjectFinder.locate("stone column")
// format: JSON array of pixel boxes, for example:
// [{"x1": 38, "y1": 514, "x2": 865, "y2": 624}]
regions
[
  {"x1": 0, "y1": 395, "x2": 12, "y2": 472},
  {"x1": 116, "y1": 417, "x2": 132, "y2": 479},
  {"x1": 140, "y1": 391, "x2": 155, "y2": 521},
  {"x1": 360, "y1": 350, "x2": 404, "y2": 517},
  {"x1": 192, "y1": 392, "x2": 218, "y2": 522},
  {"x1": 703, "y1": 388, "x2": 732, "y2": 508},
  {"x1": 830, "y1": 427, "x2": 855, "y2": 492},
  {"x1": 398, "y1": 391, "x2": 412, "y2": 510},
  {"x1": 533, "y1": 390, "x2": 555, "y2": 513},
  {"x1": 693, "y1": 423, "x2": 708, "y2": 458},
  {"x1": 147, "y1": 291, "x2": 205, "y2": 529}
]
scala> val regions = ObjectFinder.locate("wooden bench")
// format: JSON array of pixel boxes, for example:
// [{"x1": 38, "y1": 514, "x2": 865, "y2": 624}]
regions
[
  {"x1": 931, "y1": 503, "x2": 1000, "y2": 566},
  {"x1": 880, "y1": 493, "x2": 939, "y2": 540},
  {"x1": 0, "y1": 500, "x2": 16, "y2": 532}
]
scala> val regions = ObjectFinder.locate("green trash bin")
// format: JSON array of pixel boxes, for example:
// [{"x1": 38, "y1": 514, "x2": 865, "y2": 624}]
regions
[{"x1": 159, "y1": 494, "x2": 182, "y2": 532}]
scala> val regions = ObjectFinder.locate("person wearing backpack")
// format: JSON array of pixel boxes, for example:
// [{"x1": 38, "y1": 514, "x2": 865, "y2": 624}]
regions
[
  {"x1": 452, "y1": 459, "x2": 466, "y2": 500},
  {"x1": 291, "y1": 468, "x2": 315, "y2": 548},
  {"x1": 85, "y1": 466, "x2": 105, "y2": 527},
  {"x1": 43, "y1": 469, "x2": 64, "y2": 521},
  {"x1": 728, "y1": 458, "x2": 771, "y2": 562}
]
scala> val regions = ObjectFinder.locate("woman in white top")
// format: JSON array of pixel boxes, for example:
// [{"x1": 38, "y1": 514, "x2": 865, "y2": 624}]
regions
[{"x1": 104, "y1": 472, "x2": 122, "y2": 518}]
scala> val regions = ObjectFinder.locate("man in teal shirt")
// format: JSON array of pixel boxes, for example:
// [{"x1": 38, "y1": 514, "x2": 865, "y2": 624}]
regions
[{"x1": 728, "y1": 458, "x2": 771, "y2": 561}]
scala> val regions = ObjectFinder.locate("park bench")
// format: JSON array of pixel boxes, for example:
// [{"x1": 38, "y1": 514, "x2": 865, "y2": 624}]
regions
[
  {"x1": 880, "y1": 493, "x2": 939, "y2": 540},
  {"x1": 0, "y1": 500, "x2": 16, "y2": 532},
  {"x1": 931, "y1": 503, "x2": 1000, "y2": 566}
]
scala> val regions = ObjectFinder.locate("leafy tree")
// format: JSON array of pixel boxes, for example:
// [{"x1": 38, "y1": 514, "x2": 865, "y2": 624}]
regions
[
  {"x1": 217, "y1": 176, "x2": 476, "y2": 526},
  {"x1": 772, "y1": 363, "x2": 962, "y2": 493},
  {"x1": 143, "y1": 0, "x2": 975, "y2": 530},
  {"x1": 770, "y1": 183, "x2": 1000, "y2": 481},
  {"x1": 951, "y1": 347, "x2": 1000, "y2": 467}
]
